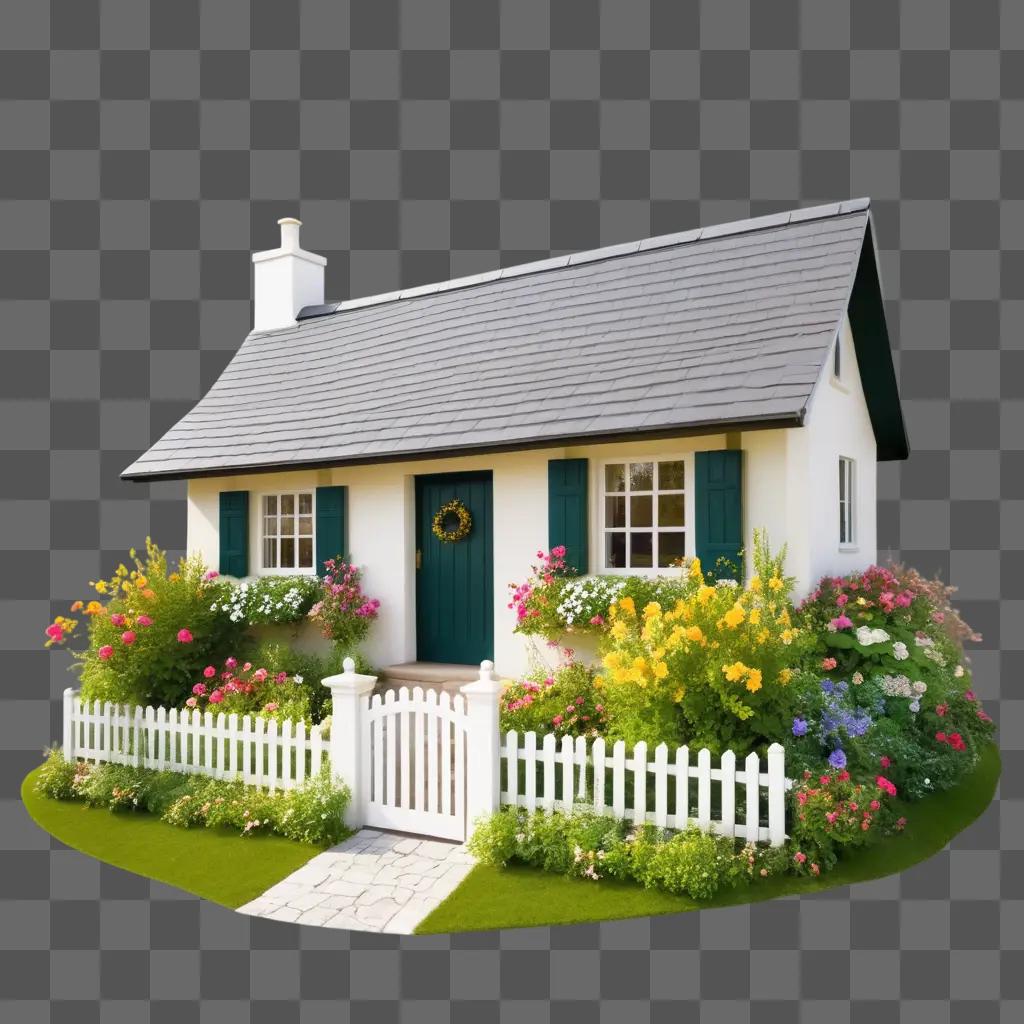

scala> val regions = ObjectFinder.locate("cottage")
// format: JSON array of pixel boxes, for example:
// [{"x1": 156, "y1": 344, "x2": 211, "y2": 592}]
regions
[{"x1": 123, "y1": 200, "x2": 908, "y2": 681}]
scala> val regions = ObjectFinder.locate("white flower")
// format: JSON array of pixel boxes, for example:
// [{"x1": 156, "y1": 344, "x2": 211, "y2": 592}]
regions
[
  {"x1": 892, "y1": 641, "x2": 909, "y2": 661},
  {"x1": 954, "y1": 665, "x2": 964, "y2": 678},
  {"x1": 294, "y1": 674, "x2": 303, "y2": 684},
  {"x1": 856, "y1": 625, "x2": 890, "y2": 646}
]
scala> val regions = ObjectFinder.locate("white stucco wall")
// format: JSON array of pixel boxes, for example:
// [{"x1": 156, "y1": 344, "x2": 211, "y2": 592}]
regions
[{"x1": 186, "y1": 332, "x2": 880, "y2": 680}]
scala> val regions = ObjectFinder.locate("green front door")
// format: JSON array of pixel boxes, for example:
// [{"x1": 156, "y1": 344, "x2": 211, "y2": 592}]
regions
[{"x1": 415, "y1": 472, "x2": 494, "y2": 665}]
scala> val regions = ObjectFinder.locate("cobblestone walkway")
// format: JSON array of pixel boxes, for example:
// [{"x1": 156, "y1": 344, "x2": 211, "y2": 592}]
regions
[{"x1": 236, "y1": 829, "x2": 475, "y2": 934}]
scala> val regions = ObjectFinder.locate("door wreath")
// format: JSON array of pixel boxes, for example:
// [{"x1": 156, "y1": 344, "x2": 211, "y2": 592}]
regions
[{"x1": 432, "y1": 498, "x2": 473, "y2": 543}]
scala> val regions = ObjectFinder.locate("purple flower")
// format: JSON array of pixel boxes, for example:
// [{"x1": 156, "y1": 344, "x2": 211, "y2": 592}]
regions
[
  {"x1": 828, "y1": 748, "x2": 847, "y2": 770},
  {"x1": 792, "y1": 717, "x2": 809, "y2": 737}
]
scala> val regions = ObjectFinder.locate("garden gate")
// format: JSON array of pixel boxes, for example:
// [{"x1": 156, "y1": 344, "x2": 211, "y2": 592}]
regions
[{"x1": 323, "y1": 659, "x2": 504, "y2": 843}]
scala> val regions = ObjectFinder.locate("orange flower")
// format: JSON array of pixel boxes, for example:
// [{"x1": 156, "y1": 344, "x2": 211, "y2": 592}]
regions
[
  {"x1": 70, "y1": 601, "x2": 83, "y2": 612},
  {"x1": 141, "y1": 589, "x2": 156, "y2": 601}
]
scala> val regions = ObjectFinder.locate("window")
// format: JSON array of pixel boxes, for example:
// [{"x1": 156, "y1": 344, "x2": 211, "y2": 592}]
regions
[
  {"x1": 602, "y1": 459, "x2": 686, "y2": 570},
  {"x1": 262, "y1": 492, "x2": 314, "y2": 571},
  {"x1": 839, "y1": 458, "x2": 855, "y2": 546},
  {"x1": 833, "y1": 334, "x2": 842, "y2": 379}
]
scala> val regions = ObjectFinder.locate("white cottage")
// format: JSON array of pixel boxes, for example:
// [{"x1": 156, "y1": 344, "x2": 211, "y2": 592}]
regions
[{"x1": 123, "y1": 200, "x2": 908, "y2": 681}]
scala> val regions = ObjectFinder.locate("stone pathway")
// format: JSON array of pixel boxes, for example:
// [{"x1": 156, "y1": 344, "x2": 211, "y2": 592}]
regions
[{"x1": 236, "y1": 829, "x2": 476, "y2": 934}]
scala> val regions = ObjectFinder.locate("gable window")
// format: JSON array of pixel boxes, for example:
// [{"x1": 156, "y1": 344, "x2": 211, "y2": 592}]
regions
[
  {"x1": 262, "y1": 492, "x2": 314, "y2": 571},
  {"x1": 838, "y1": 457, "x2": 855, "y2": 546},
  {"x1": 602, "y1": 459, "x2": 686, "y2": 570}
]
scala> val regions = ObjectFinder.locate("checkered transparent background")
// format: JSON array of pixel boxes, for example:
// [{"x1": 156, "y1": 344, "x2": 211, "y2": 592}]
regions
[{"x1": 1, "y1": 1, "x2": 1022, "y2": 1019}]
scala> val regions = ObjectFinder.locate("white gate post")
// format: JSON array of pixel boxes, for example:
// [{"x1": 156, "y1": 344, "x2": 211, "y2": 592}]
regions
[
  {"x1": 322, "y1": 657, "x2": 377, "y2": 828},
  {"x1": 460, "y1": 660, "x2": 504, "y2": 830},
  {"x1": 766, "y1": 742, "x2": 786, "y2": 847},
  {"x1": 62, "y1": 688, "x2": 76, "y2": 761}
]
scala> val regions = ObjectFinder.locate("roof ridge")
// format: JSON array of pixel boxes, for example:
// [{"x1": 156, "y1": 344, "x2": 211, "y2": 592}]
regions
[{"x1": 294, "y1": 198, "x2": 870, "y2": 325}]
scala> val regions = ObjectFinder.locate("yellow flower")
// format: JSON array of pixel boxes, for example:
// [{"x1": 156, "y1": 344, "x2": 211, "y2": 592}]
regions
[
  {"x1": 749, "y1": 607, "x2": 761, "y2": 625},
  {"x1": 672, "y1": 688, "x2": 685, "y2": 703},
  {"x1": 856, "y1": 596, "x2": 867, "y2": 606},
  {"x1": 723, "y1": 604, "x2": 746, "y2": 628},
  {"x1": 93, "y1": 580, "x2": 107, "y2": 594},
  {"x1": 723, "y1": 661, "x2": 747, "y2": 683},
  {"x1": 169, "y1": 573, "x2": 180, "y2": 583},
  {"x1": 749, "y1": 574, "x2": 762, "y2": 592},
  {"x1": 688, "y1": 557, "x2": 702, "y2": 580},
  {"x1": 778, "y1": 668, "x2": 792, "y2": 684},
  {"x1": 85, "y1": 600, "x2": 102, "y2": 615},
  {"x1": 618, "y1": 596, "x2": 636, "y2": 617},
  {"x1": 608, "y1": 603, "x2": 618, "y2": 620},
  {"x1": 781, "y1": 629, "x2": 795, "y2": 646},
  {"x1": 777, "y1": 608, "x2": 791, "y2": 627},
  {"x1": 643, "y1": 601, "x2": 662, "y2": 620},
  {"x1": 757, "y1": 628, "x2": 770, "y2": 644},
  {"x1": 603, "y1": 651, "x2": 622, "y2": 671},
  {"x1": 632, "y1": 656, "x2": 648, "y2": 672},
  {"x1": 697, "y1": 585, "x2": 716, "y2": 604},
  {"x1": 136, "y1": 575, "x2": 148, "y2": 588},
  {"x1": 685, "y1": 625, "x2": 704, "y2": 643},
  {"x1": 745, "y1": 669, "x2": 763, "y2": 693},
  {"x1": 768, "y1": 576, "x2": 784, "y2": 592},
  {"x1": 610, "y1": 620, "x2": 628, "y2": 641},
  {"x1": 653, "y1": 660, "x2": 669, "y2": 680}
]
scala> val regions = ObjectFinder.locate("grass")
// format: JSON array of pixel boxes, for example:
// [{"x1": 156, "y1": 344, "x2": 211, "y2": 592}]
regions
[
  {"x1": 415, "y1": 742, "x2": 1001, "y2": 934},
  {"x1": 21, "y1": 765, "x2": 322, "y2": 909}
]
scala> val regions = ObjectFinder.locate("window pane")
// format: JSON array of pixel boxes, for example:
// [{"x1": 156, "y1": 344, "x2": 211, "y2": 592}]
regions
[
  {"x1": 298, "y1": 492, "x2": 312, "y2": 515},
  {"x1": 658, "y1": 493, "x2": 685, "y2": 526},
  {"x1": 263, "y1": 516, "x2": 276, "y2": 538},
  {"x1": 263, "y1": 495, "x2": 277, "y2": 515},
  {"x1": 281, "y1": 494, "x2": 295, "y2": 515},
  {"x1": 839, "y1": 460, "x2": 846, "y2": 502},
  {"x1": 605, "y1": 464, "x2": 625, "y2": 493},
  {"x1": 630, "y1": 494, "x2": 652, "y2": 527},
  {"x1": 630, "y1": 532, "x2": 653, "y2": 568},
  {"x1": 298, "y1": 537, "x2": 313, "y2": 568},
  {"x1": 281, "y1": 515, "x2": 295, "y2": 537},
  {"x1": 605, "y1": 495, "x2": 626, "y2": 529},
  {"x1": 629, "y1": 462, "x2": 653, "y2": 491},
  {"x1": 263, "y1": 537, "x2": 277, "y2": 569},
  {"x1": 658, "y1": 460, "x2": 685, "y2": 490},
  {"x1": 605, "y1": 532, "x2": 626, "y2": 569},
  {"x1": 298, "y1": 515, "x2": 313, "y2": 536},
  {"x1": 280, "y1": 537, "x2": 295, "y2": 567},
  {"x1": 658, "y1": 532, "x2": 686, "y2": 567}
]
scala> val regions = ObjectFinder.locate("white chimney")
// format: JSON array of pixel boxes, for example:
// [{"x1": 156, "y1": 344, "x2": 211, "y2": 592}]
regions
[{"x1": 251, "y1": 217, "x2": 326, "y2": 331}]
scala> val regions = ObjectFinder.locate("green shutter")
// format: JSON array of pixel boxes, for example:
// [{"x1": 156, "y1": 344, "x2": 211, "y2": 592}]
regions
[
  {"x1": 695, "y1": 450, "x2": 743, "y2": 582},
  {"x1": 548, "y1": 458, "x2": 589, "y2": 574},
  {"x1": 315, "y1": 485, "x2": 348, "y2": 574},
  {"x1": 218, "y1": 490, "x2": 249, "y2": 578}
]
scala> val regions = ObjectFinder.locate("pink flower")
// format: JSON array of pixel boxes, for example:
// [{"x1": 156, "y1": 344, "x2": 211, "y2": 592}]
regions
[
  {"x1": 120, "y1": 630, "x2": 136, "y2": 645},
  {"x1": 964, "y1": 690, "x2": 977, "y2": 702},
  {"x1": 836, "y1": 593, "x2": 849, "y2": 607},
  {"x1": 876, "y1": 776, "x2": 897, "y2": 797},
  {"x1": 110, "y1": 613, "x2": 125, "y2": 627},
  {"x1": 263, "y1": 702, "x2": 279, "y2": 713},
  {"x1": 208, "y1": 689, "x2": 223, "y2": 704},
  {"x1": 551, "y1": 545, "x2": 566, "y2": 558},
  {"x1": 225, "y1": 656, "x2": 237, "y2": 669},
  {"x1": 590, "y1": 615, "x2": 604, "y2": 626},
  {"x1": 821, "y1": 657, "x2": 837, "y2": 671},
  {"x1": 829, "y1": 615, "x2": 854, "y2": 630},
  {"x1": 243, "y1": 662, "x2": 251, "y2": 672},
  {"x1": 192, "y1": 683, "x2": 207, "y2": 696},
  {"x1": 98, "y1": 645, "x2": 114, "y2": 660},
  {"x1": 203, "y1": 570, "x2": 219, "y2": 580},
  {"x1": 936, "y1": 703, "x2": 948, "y2": 717},
  {"x1": 879, "y1": 755, "x2": 891, "y2": 768},
  {"x1": 177, "y1": 629, "x2": 193, "y2": 643},
  {"x1": 794, "y1": 851, "x2": 807, "y2": 864},
  {"x1": 45, "y1": 623, "x2": 64, "y2": 642},
  {"x1": 203, "y1": 665, "x2": 216, "y2": 679},
  {"x1": 810, "y1": 863, "x2": 820, "y2": 876},
  {"x1": 870, "y1": 800, "x2": 880, "y2": 811},
  {"x1": 185, "y1": 697, "x2": 198, "y2": 708},
  {"x1": 136, "y1": 614, "x2": 153, "y2": 627},
  {"x1": 552, "y1": 714, "x2": 563, "y2": 726},
  {"x1": 252, "y1": 668, "x2": 268, "y2": 682}
]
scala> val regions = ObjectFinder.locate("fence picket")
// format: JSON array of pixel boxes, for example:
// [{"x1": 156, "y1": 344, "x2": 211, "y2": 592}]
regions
[
  {"x1": 523, "y1": 730, "x2": 537, "y2": 812},
  {"x1": 267, "y1": 719, "x2": 278, "y2": 792},
  {"x1": 506, "y1": 731, "x2": 519, "y2": 807},
  {"x1": 281, "y1": 719, "x2": 292, "y2": 789},
  {"x1": 240, "y1": 715, "x2": 252, "y2": 783},
  {"x1": 633, "y1": 741, "x2": 648, "y2": 826},
  {"x1": 155, "y1": 706, "x2": 166, "y2": 771},
  {"x1": 253, "y1": 717, "x2": 264, "y2": 787},
  {"x1": 439, "y1": 693, "x2": 451, "y2": 816},
  {"x1": 399, "y1": 688, "x2": 411, "y2": 810},
  {"x1": 541, "y1": 733, "x2": 557, "y2": 812},
  {"x1": 592, "y1": 737, "x2": 606, "y2": 816},
  {"x1": 426, "y1": 690, "x2": 438, "y2": 814},
  {"x1": 744, "y1": 751, "x2": 760, "y2": 844},
  {"x1": 560, "y1": 734, "x2": 574, "y2": 812},
  {"x1": 133, "y1": 705, "x2": 143, "y2": 768},
  {"x1": 653, "y1": 743, "x2": 668, "y2": 828},
  {"x1": 697, "y1": 748, "x2": 711, "y2": 830},
  {"x1": 413, "y1": 688, "x2": 425, "y2": 812},
  {"x1": 720, "y1": 750, "x2": 736, "y2": 838},
  {"x1": 310, "y1": 722, "x2": 322, "y2": 777},
  {"x1": 384, "y1": 690, "x2": 396, "y2": 808},
  {"x1": 294, "y1": 720, "x2": 305, "y2": 786},
  {"x1": 611, "y1": 740, "x2": 626, "y2": 819}
]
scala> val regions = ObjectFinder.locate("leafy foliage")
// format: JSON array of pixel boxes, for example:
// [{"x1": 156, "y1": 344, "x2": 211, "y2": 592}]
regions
[
  {"x1": 214, "y1": 575, "x2": 321, "y2": 625},
  {"x1": 499, "y1": 660, "x2": 607, "y2": 738},
  {"x1": 307, "y1": 557, "x2": 380, "y2": 649}
]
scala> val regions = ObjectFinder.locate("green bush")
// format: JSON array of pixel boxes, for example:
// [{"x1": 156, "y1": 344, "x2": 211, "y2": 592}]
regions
[
  {"x1": 36, "y1": 747, "x2": 79, "y2": 800},
  {"x1": 468, "y1": 808, "x2": 791, "y2": 899},
  {"x1": 499, "y1": 661, "x2": 606, "y2": 738}
]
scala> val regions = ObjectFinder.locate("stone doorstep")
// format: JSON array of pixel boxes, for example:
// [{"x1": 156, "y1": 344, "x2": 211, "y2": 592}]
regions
[{"x1": 377, "y1": 662, "x2": 486, "y2": 693}]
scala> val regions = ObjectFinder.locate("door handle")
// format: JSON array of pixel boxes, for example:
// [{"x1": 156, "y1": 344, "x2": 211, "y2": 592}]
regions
[{"x1": 416, "y1": 548, "x2": 422, "y2": 570}]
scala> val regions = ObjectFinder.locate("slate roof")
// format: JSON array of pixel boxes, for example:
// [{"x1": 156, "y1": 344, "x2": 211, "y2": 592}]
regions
[{"x1": 122, "y1": 198, "x2": 907, "y2": 481}]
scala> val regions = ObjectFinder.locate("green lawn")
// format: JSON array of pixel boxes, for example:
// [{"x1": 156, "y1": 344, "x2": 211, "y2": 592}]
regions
[
  {"x1": 416, "y1": 742, "x2": 1001, "y2": 934},
  {"x1": 21, "y1": 766, "x2": 321, "y2": 908}
]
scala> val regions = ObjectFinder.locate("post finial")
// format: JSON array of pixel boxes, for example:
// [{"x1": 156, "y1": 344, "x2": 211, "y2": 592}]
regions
[{"x1": 343, "y1": 657, "x2": 355, "y2": 674}]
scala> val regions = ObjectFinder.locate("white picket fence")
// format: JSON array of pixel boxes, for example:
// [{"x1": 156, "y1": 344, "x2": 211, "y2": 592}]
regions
[
  {"x1": 500, "y1": 732, "x2": 790, "y2": 846},
  {"x1": 62, "y1": 688, "x2": 327, "y2": 792}
]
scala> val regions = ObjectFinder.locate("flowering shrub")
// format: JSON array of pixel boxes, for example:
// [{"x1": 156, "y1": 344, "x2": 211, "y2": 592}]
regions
[
  {"x1": 45, "y1": 539, "x2": 242, "y2": 708},
  {"x1": 499, "y1": 660, "x2": 607, "y2": 739},
  {"x1": 307, "y1": 558, "x2": 380, "y2": 650},
  {"x1": 184, "y1": 657, "x2": 312, "y2": 723},
  {"x1": 213, "y1": 575, "x2": 321, "y2": 626},
  {"x1": 598, "y1": 541, "x2": 811, "y2": 752},
  {"x1": 468, "y1": 808, "x2": 791, "y2": 899},
  {"x1": 789, "y1": 767, "x2": 903, "y2": 870}
]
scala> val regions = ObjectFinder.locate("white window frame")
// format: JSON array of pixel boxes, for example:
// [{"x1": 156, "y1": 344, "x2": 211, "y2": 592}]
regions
[
  {"x1": 838, "y1": 457, "x2": 856, "y2": 549},
  {"x1": 257, "y1": 490, "x2": 317, "y2": 575},
  {"x1": 596, "y1": 455, "x2": 689, "y2": 576}
]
